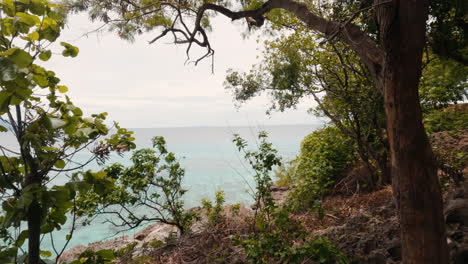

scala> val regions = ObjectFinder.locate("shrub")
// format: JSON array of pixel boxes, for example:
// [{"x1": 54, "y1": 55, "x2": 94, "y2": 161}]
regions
[
  {"x1": 66, "y1": 249, "x2": 115, "y2": 264},
  {"x1": 201, "y1": 190, "x2": 226, "y2": 226},
  {"x1": 274, "y1": 159, "x2": 298, "y2": 187},
  {"x1": 234, "y1": 132, "x2": 348, "y2": 263},
  {"x1": 288, "y1": 126, "x2": 355, "y2": 210},
  {"x1": 424, "y1": 105, "x2": 468, "y2": 134},
  {"x1": 298, "y1": 237, "x2": 349, "y2": 264},
  {"x1": 76, "y1": 136, "x2": 196, "y2": 234}
]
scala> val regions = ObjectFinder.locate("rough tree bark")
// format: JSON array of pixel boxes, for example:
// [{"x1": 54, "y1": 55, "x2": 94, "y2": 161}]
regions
[
  {"x1": 376, "y1": 0, "x2": 448, "y2": 263},
  {"x1": 27, "y1": 198, "x2": 42, "y2": 264}
]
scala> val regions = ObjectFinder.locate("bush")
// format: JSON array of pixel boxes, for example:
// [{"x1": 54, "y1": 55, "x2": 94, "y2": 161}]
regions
[
  {"x1": 288, "y1": 126, "x2": 356, "y2": 210},
  {"x1": 424, "y1": 105, "x2": 468, "y2": 134},
  {"x1": 234, "y1": 132, "x2": 348, "y2": 264},
  {"x1": 76, "y1": 136, "x2": 196, "y2": 234},
  {"x1": 201, "y1": 190, "x2": 226, "y2": 226},
  {"x1": 274, "y1": 159, "x2": 298, "y2": 187}
]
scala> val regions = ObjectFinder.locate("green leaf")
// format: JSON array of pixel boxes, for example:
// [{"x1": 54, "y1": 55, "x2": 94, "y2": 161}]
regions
[
  {"x1": 0, "y1": 125, "x2": 7, "y2": 132},
  {"x1": 15, "y1": 230, "x2": 29, "y2": 247},
  {"x1": 39, "y1": 50, "x2": 52, "y2": 61},
  {"x1": 96, "y1": 249, "x2": 114, "y2": 260},
  {"x1": 60, "y1": 42, "x2": 79, "y2": 57},
  {"x1": 28, "y1": 31, "x2": 40, "y2": 41},
  {"x1": 1, "y1": 0, "x2": 15, "y2": 16},
  {"x1": 0, "y1": 58, "x2": 18, "y2": 81},
  {"x1": 10, "y1": 95, "x2": 22, "y2": 105},
  {"x1": 17, "y1": 189, "x2": 34, "y2": 209},
  {"x1": 30, "y1": 0, "x2": 47, "y2": 15},
  {"x1": 57, "y1": 85, "x2": 68, "y2": 93},
  {"x1": 33, "y1": 74, "x2": 48, "y2": 87},
  {"x1": 54, "y1": 159, "x2": 66, "y2": 169},
  {"x1": 41, "y1": 223, "x2": 54, "y2": 234},
  {"x1": 72, "y1": 107, "x2": 83, "y2": 116},
  {"x1": 40, "y1": 250, "x2": 52, "y2": 258},
  {"x1": 15, "y1": 12, "x2": 41, "y2": 26},
  {"x1": 42, "y1": 146, "x2": 59, "y2": 151},
  {"x1": 8, "y1": 49, "x2": 33, "y2": 68}
]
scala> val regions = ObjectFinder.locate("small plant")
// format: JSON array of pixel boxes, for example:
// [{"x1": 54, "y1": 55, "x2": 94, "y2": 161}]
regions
[
  {"x1": 297, "y1": 237, "x2": 349, "y2": 264},
  {"x1": 113, "y1": 242, "x2": 138, "y2": 258},
  {"x1": 66, "y1": 249, "x2": 115, "y2": 264},
  {"x1": 233, "y1": 131, "x2": 281, "y2": 217},
  {"x1": 231, "y1": 203, "x2": 241, "y2": 216},
  {"x1": 201, "y1": 190, "x2": 226, "y2": 226},
  {"x1": 274, "y1": 159, "x2": 299, "y2": 187},
  {"x1": 149, "y1": 239, "x2": 164, "y2": 248}
]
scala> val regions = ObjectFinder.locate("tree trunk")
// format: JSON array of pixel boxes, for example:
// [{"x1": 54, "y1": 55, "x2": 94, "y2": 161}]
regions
[
  {"x1": 25, "y1": 170, "x2": 42, "y2": 264},
  {"x1": 376, "y1": 0, "x2": 448, "y2": 263},
  {"x1": 27, "y1": 199, "x2": 42, "y2": 264}
]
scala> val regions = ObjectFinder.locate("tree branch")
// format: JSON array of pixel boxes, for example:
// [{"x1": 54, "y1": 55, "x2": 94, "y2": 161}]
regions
[{"x1": 190, "y1": 0, "x2": 383, "y2": 75}]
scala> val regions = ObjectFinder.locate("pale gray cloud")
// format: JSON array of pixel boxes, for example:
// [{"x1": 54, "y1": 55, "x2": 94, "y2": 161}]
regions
[{"x1": 41, "y1": 14, "x2": 317, "y2": 128}]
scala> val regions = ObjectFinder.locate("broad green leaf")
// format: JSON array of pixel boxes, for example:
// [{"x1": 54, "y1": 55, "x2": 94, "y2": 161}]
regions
[
  {"x1": 0, "y1": 125, "x2": 7, "y2": 132},
  {"x1": 0, "y1": 58, "x2": 18, "y2": 81},
  {"x1": 2, "y1": 47, "x2": 18, "y2": 56},
  {"x1": 33, "y1": 74, "x2": 48, "y2": 87},
  {"x1": 41, "y1": 223, "x2": 54, "y2": 234},
  {"x1": 57, "y1": 85, "x2": 68, "y2": 93},
  {"x1": 38, "y1": 50, "x2": 52, "y2": 61},
  {"x1": 0, "y1": 91, "x2": 10, "y2": 112},
  {"x1": 30, "y1": 0, "x2": 47, "y2": 15},
  {"x1": 15, "y1": 230, "x2": 29, "y2": 247},
  {"x1": 60, "y1": 42, "x2": 79, "y2": 57},
  {"x1": 39, "y1": 26, "x2": 60, "y2": 42},
  {"x1": 40, "y1": 250, "x2": 52, "y2": 258},
  {"x1": 8, "y1": 49, "x2": 33, "y2": 68},
  {"x1": 54, "y1": 159, "x2": 66, "y2": 169},
  {"x1": 72, "y1": 107, "x2": 83, "y2": 116},
  {"x1": 94, "y1": 171, "x2": 107, "y2": 180},
  {"x1": 28, "y1": 31, "x2": 40, "y2": 41},
  {"x1": 15, "y1": 12, "x2": 41, "y2": 26},
  {"x1": 10, "y1": 95, "x2": 22, "y2": 105},
  {"x1": 42, "y1": 146, "x2": 59, "y2": 151},
  {"x1": 1, "y1": 0, "x2": 15, "y2": 16},
  {"x1": 17, "y1": 189, "x2": 34, "y2": 208}
]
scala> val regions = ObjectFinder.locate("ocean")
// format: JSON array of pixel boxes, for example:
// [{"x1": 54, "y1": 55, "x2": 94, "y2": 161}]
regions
[{"x1": 1, "y1": 124, "x2": 321, "y2": 253}]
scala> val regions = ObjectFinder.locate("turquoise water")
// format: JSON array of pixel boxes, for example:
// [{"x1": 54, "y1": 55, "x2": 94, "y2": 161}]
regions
[{"x1": 1, "y1": 124, "x2": 321, "y2": 253}]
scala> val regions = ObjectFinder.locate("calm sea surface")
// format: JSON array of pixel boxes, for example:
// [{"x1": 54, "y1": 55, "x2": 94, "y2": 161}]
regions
[{"x1": 1, "y1": 124, "x2": 321, "y2": 252}]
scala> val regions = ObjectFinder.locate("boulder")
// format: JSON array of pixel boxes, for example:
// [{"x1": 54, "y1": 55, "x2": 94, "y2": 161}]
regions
[{"x1": 445, "y1": 199, "x2": 468, "y2": 226}]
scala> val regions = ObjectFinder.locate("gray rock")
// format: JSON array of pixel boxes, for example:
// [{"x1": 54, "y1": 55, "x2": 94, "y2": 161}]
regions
[{"x1": 445, "y1": 199, "x2": 468, "y2": 226}]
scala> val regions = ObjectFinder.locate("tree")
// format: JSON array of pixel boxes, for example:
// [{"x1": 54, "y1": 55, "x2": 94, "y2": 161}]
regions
[
  {"x1": 75, "y1": 136, "x2": 196, "y2": 235},
  {"x1": 419, "y1": 55, "x2": 467, "y2": 113},
  {"x1": 225, "y1": 33, "x2": 390, "y2": 187},
  {"x1": 70, "y1": 0, "x2": 458, "y2": 262},
  {"x1": 0, "y1": 1, "x2": 135, "y2": 263}
]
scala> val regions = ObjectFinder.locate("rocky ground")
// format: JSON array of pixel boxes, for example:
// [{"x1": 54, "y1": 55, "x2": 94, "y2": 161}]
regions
[{"x1": 60, "y1": 184, "x2": 468, "y2": 264}]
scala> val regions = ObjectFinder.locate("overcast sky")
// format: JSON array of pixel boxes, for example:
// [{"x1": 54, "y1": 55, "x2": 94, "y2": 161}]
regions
[{"x1": 42, "y1": 14, "x2": 319, "y2": 128}]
